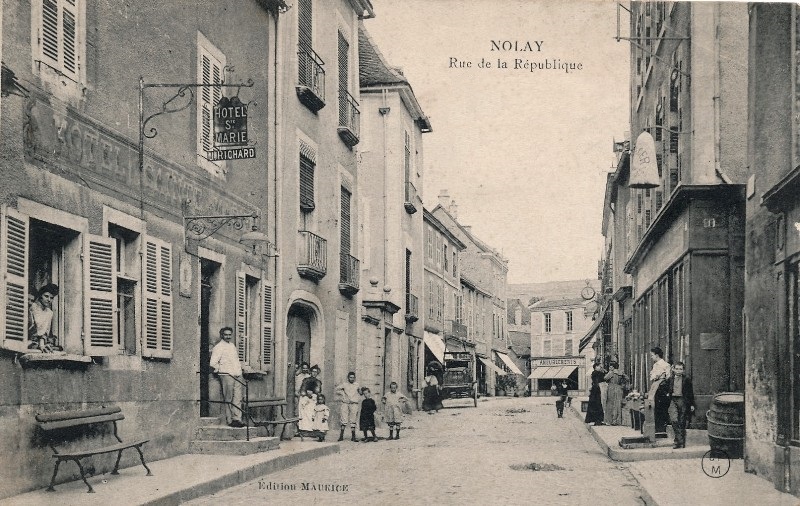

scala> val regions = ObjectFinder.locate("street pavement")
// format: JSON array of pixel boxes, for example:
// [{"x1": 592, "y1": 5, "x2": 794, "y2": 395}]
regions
[{"x1": 187, "y1": 396, "x2": 645, "y2": 505}]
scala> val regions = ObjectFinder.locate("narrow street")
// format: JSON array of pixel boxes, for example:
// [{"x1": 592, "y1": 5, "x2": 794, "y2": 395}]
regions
[{"x1": 189, "y1": 397, "x2": 644, "y2": 505}]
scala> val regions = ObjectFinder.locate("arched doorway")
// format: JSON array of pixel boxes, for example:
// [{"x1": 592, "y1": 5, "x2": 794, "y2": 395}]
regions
[{"x1": 286, "y1": 304, "x2": 313, "y2": 417}]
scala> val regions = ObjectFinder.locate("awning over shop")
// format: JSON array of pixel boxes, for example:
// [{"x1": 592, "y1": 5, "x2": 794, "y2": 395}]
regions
[
  {"x1": 579, "y1": 317, "x2": 603, "y2": 352},
  {"x1": 478, "y1": 357, "x2": 507, "y2": 376},
  {"x1": 423, "y1": 332, "x2": 445, "y2": 363},
  {"x1": 528, "y1": 365, "x2": 579, "y2": 380},
  {"x1": 495, "y1": 351, "x2": 524, "y2": 375}
]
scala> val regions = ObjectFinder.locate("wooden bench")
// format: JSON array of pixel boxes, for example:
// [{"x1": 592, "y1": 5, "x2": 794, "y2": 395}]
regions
[
  {"x1": 35, "y1": 406, "x2": 151, "y2": 493},
  {"x1": 245, "y1": 398, "x2": 302, "y2": 441}
]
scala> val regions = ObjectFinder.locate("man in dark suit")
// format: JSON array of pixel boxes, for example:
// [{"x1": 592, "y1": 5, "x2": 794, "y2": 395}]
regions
[{"x1": 664, "y1": 361, "x2": 695, "y2": 449}]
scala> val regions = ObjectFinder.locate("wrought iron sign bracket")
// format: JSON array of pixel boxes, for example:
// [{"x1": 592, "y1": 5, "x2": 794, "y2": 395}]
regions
[
  {"x1": 136, "y1": 76, "x2": 255, "y2": 220},
  {"x1": 183, "y1": 208, "x2": 259, "y2": 242}
]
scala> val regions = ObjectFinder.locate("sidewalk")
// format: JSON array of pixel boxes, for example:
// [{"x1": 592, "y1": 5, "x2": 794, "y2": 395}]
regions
[
  {"x1": 571, "y1": 402, "x2": 800, "y2": 505},
  {"x1": 629, "y1": 459, "x2": 800, "y2": 506},
  {"x1": 1, "y1": 441, "x2": 339, "y2": 506}
]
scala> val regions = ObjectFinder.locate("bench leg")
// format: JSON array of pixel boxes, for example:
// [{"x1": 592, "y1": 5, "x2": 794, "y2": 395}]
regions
[
  {"x1": 134, "y1": 445, "x2": 153, "y2": 476},
  {"x1": 46, "y1": 460, "x2": 61, "y2": 492},
  {"x1": 73, "y1": 458, "x2": 94, "y2": 493},
  {"x1": 111, "y1": 450, "x2": 123, "y2": 475}
]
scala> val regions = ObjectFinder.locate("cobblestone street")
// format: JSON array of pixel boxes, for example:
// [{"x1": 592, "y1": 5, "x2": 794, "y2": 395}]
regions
[{"x1": 188, "y1": 397, "x2": 644, "y2": 505}]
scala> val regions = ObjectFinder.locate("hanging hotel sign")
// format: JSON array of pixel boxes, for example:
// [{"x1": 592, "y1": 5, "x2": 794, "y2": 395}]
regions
[{"x1": 208, "y1": 95, "x2": 256, "y2": 161}]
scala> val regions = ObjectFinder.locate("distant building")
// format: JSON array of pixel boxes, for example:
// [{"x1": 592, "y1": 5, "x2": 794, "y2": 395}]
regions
[
  {"x1": 529, "y1": 297, "x2": 596, "y2": 395},
  {"x1": 507, "y1": 298, "x2": 532, "y2": 392},
  {"x1": 432, "y1": 195, "x2": 514, "y2": 396}
]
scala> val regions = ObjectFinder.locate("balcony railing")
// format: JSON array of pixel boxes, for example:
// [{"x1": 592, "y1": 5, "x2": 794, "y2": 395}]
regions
[
  {"x1": 297, "y1": 230, "x2": 327, "y2": 281},
  {"x1": 338, "y1": 253, "x2": 360, "y2": 296},
  {"x1": 404, "y1": 181, "x2": 418, "y2": 214},
  {"x1": 337, "y1": 89, "x2": 360, "y2": 147},
  {"x1": 405, "y1": 293, "x2": 419, "y2": 322},
  {"x1": 296, "y1": 47, "x2": 325, "y2": 113}
]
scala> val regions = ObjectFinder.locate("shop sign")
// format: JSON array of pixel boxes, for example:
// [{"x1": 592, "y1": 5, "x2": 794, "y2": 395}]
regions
[
  {"x1": 209, "y1": 95, "x2": 256, "y2": 160},
  {"x1": 531, "y1": 357, "x2": 580, "y2": 367},
  {"x1": 445, "y1": 352, "x2": 471, "y2": 361}
]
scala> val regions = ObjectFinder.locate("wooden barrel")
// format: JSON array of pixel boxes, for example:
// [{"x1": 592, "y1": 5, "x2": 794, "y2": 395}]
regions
[{"x1": 706, "y1": 392, "x2": 744, "y2": 459}]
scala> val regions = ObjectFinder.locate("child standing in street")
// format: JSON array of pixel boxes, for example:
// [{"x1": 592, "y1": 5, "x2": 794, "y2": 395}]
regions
[
  {"x1": 382, "y1": 382, "x2": 408, "y2": 440},
  {"x1": 359, "y1": 388, "x2": 378, "y2": 442},
  {"x1": 311, "y1": 394, "x2": 330, "y2": 442},
  {"x1": 335, "y1": 371, "x2": 363, "y2": 442}
]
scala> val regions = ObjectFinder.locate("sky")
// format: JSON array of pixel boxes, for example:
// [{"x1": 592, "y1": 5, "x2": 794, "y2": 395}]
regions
[{"x1": 364, "y1": 0, "x2": 630, "y2": 284}]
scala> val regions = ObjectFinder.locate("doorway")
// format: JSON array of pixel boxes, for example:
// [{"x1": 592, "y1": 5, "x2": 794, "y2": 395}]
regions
[
  {"x1": 199, "y1": 259, "x2": 220, "y2": 417},
  {"x1": 286, "y1": 305, "x2": 312, "y2": 417}
]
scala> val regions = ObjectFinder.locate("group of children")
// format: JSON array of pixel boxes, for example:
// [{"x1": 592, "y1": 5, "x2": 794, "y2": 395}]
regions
[{"x1": 296, "y1": 369, "x2": 409, "y2": 443}]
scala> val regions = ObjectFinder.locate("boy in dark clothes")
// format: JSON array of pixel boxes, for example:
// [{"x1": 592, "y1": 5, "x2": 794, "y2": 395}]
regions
[
  {"x1": 555, "y1": 379, "x2": 569, "y2": 418},
  {"x1": 664, "y1": 361, "x2": 695, "y2": 449},
  {"x1": 359, "y1": 387, "x2": 378, "y2": 442}
]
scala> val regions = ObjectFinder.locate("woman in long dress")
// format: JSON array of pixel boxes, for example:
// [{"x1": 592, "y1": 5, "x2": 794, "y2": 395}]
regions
[
  {"x1": 585, "y1": 362, "x2": 605, "y2": 425},
  {"x1": 422, "y1": 364, "x2": 444, "y2": 413},
  {"x1": 603, "y1": 361, "x2": 624, "y2": 426}
]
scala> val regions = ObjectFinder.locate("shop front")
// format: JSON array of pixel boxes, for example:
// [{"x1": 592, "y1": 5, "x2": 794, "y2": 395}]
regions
[{"x1": 528, "y1": 357, "x2": 583, "y2": 396}]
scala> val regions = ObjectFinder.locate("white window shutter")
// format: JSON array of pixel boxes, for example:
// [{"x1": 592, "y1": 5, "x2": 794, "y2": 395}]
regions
[
  {"x1": 41, "y1": 0, "x2": 59, "y2": 65},
  {"x1": 1, "y1": 208, "x2": 30, "y2": 353},
  {"x1": 83, "y1": 234, "x2": 117, "y2": 356},
  {"x1": 61, "y1": 0, "x2": 78, "y2": 77},
  {"x1": 196, "y1": 40, "x2": 224, "y2": 173},
  {"x1": 142, "y1": 238, "x2": 173, "y2": 358},
  {"x1": 235, "y1": 271, "x2": 247, "y2": 363},
  {"x1": 261, "y1": 281, "x2": 273, "y2": 368},
  {"x1": 159, "y1": 242, "x2": 173, "y2": 355}
]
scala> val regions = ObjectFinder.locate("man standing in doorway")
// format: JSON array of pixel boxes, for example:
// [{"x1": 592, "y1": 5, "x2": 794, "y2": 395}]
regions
[
  {"x1": 335, "y1": 371, "x2": 363, "y2": 442},
  {"x1": 210, "y1": 327, "x2": 245, "y2": 427}
]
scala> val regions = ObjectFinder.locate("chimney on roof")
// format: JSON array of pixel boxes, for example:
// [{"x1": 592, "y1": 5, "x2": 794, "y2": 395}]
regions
[
  {"x1": 449, "y1": 200, "x2": 458, "y2": 219},
  {"x1": 438, "y1": 189, "x2": 450, "y2": 209},
  {"x1": 463, "y1": 225, "x2": 472, "y2": 233}
]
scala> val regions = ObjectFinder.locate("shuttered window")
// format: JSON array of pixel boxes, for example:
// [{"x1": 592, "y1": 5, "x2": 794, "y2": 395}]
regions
[
  {"x1": 84, "y1": 235, "x2": 118, "y2": 356},
  {"x1": 338, "y1": 31, "x2": 349, "y2": 125},
  {"x1": 300, "y1": 154, "x2": 315, "y2": 211},
  {"x1": 236, "y1": 271, "x2": 248, "y2": 363},
  {"x1": 298, "y1": 0, "x2": 312, "y2": 50},
  {"x1": 1, "y1": 209, "x2": 30, "y2": 353},
  {"x1": 142, "y1": 238, "x2": 173, "y2": 359},
  {"x1": 38, "y1": 0, "x2": 82, "y2": 82},
  {"x1": 340, "y1": 187, "x2": 351, "y2": 257},
  {"x1": 404, "y1": 131, "x2": 411, "y2": 184},
  {"x1": 197, "y1": 34, "x2": 226, "y2": 176},
  {"x1": 261, "y1": 281, "x2": 273, "y2": 367}
]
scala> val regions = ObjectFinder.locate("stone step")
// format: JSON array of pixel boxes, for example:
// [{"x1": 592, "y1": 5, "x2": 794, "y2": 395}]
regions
[
  {"x1": 199, "y1": 416, "x2": 222, "y2": 427},
  {"x1": 195, "y1": 424, "x2": 268, "y2": 441},
  {"x1": 188, "y1": 436, "x2": 280, "y2": 455}
]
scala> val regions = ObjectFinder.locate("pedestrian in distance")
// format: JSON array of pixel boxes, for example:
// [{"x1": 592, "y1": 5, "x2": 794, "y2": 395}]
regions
[
  {"x1": 311, "y1": 393, "x2": 330, "y2": 442},
  {"x1": 359, "y1": 387, "x2": 378, "y2": 442},
  {"x1": 664, "y1": 361, "x2": 695, "y2": 449},
  {"x1": 209, "y1": 327, "x2": 245, "y2": 428},
  {"x1": 382, "y1": 381, "x2": 408, "y2": 440},
  {"x1": 604, "y1": 361, "x2": 625, "y2": 426},
  {"x1": 555, "y1": 379, "x2": 569, "y2": 418},
  {"x1": 422, "y1": 364, "x2": 444, "y2": 414},
  {"x1": 335, "y1": 371, "x2": 363, "y2": 442},
  {"x1": 584, "y1": 362, "x2": 605, "y2": 425}
]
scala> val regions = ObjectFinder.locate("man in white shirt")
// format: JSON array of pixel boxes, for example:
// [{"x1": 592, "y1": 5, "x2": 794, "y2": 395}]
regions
[
  {"x1": 210, "y1": 327, "x2": 244, "y2": 427},
  {"x1": 335, "y1": 371, "x2": 363, "y2": 442}
]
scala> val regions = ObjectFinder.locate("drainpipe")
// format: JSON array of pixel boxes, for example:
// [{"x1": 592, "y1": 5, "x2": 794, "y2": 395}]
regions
[
  {"x1": 272, "y1": 8, "x2": 285, "y2": 397},
  {"x1": 380, "y1": 89, "x2": 389, "y2": 288}
]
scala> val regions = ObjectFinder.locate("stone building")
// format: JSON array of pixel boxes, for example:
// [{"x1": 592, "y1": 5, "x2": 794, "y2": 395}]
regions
[
  {"x1": 744, "y1": 3, "x2": 800, "y2": 497},
  {"x1": 620, "y1": 1, "x2": 748, "y2": 421},
  {"x1": 0, "y1": 0, "x2": 283, "y2": 497},
  {"x1": 357, "y1": 24, "x2": 430, "y2": 402}
]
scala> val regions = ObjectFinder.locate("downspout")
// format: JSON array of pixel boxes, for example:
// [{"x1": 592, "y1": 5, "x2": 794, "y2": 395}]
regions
[
  {"x1": 272, "y1": 7, "x2": 285, "y2": 396},
  {"x1": 381, "y1": 89, "x2": 389, "y2": 287}
]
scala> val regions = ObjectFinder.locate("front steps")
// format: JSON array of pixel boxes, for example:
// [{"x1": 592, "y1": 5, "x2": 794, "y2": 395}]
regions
[{"x1": 190, "y1": 417, "x2": 280, "y2": 455}]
